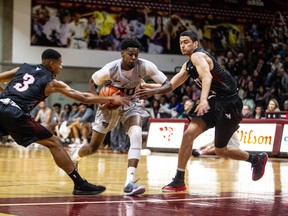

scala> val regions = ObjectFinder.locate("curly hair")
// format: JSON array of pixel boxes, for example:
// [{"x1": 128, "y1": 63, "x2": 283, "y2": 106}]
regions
[{"x1": 120, "y1": 38, "x2": 141, "y2": 50}]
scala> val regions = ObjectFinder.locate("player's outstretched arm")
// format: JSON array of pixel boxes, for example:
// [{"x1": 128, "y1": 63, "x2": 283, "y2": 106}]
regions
[
  {"x1": 46, "y1": 79, "x2": 130, "y2": 106},
  {"x1": 0, "y1": 67, "x2": 19, "y2": 83}
]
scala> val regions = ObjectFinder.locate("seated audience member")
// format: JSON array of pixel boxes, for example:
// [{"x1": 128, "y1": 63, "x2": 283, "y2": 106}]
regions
[
  {"x1": 58, "y1": 103, "x2": 73, "y2": 145},
  {"x1": 178, "y1": 99, "x2": 195, "y2": 119},
  {"x1": 253, "y1": 105, "x2": 265, "y2": 119},
  {"x1": 266, "y1": 98, "x2": 281, "y2": 113},
  {"x1": 69, "y1": 103, "x2": 95, "y2": 147},
  {"x1": 242, "y1": 104, "x2": 254, "y2": 118},
  {"x1": 34, "y1": 101, "x2": 52, "y2": 129},
  {"x1": 159, "y1": 95, "x2": 172, "y2": 118},
  {"x1": 145, "y1": 99, "x2": 160, "y2": 118},
  {"x1": 50, "y1": 103, "x2": 65, "y2": 135},
  {"x1": 62, "y1": 103, "x2": 72, "y2": 122}
]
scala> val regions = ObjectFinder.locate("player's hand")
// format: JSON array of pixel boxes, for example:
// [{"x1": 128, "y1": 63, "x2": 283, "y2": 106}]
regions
[
  {"x1": 140, "y1": 79, "x2": 161, "y2": 89},
  {"x1": 194, "y1": 99, "x2": 210, "y2": 116},
  {"x1": 99, "y1": 102, "x2": 111, "y2": 110},
  {"x1": 134, "y1": 88, "x2": 155, "y2": 99},
  {"x1": 111, "y1": 90, "x2": 130, "y2": 106}
]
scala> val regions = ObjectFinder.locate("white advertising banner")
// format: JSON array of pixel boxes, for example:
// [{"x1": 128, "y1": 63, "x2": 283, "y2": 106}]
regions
[
  {"x1": 280, "y1": 124, "x2": 288, "y2": 153},
  {"x1": 146, "y1": 122, "x2": 185, "y2": 149},
  {"x1": 147, "y1": 122, "x2": 276, "y2": 152},
  {"x1": 237, "y1": 123, "x2": 275, "y2": 152}
]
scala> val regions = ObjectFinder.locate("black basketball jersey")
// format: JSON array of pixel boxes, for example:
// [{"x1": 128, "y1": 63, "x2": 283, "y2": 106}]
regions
[
  {"x1": 186, "y1": 48, "x2": 238, "y2": 97},
  {"x1": 0, "y1": 63, "x2": 53, "y2": 113}
]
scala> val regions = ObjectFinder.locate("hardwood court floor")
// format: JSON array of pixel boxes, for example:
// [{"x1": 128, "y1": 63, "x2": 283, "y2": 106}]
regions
[{"x1": 0, "y1": 145, "x2": 287, "y2": 216}]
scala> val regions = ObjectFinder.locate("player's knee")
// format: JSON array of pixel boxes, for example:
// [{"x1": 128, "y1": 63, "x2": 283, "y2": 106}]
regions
[
  {"x1": 45, "y1": 136, "x2": 63, "y2": 149},
  {"x1": 128, "y1": 125, "x2": 142, "y2": 160}
]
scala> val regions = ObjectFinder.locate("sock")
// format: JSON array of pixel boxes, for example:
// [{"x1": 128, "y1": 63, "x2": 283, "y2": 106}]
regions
[
  {"x1": 75, "y1": 138, "x2": 81, "y2": 144},
  {"x1": 68, "y1": 169, "x2": 85, "y2": 186},
  {"x1": 82, "y1": 138, "x2": 88, "y2": 145},
  {"x1": 125, "y1": 167, "x2": 136, "y2": 186},
  {"x1": 175, "y1": 168, "x2": 185, "y2": 180},
  {"x1": 247, "y1": 153, "x2": 258, "y2": 164}
]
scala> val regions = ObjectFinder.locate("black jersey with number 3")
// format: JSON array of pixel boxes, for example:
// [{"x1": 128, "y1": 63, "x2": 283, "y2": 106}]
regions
[
  {"x1": 0, "y1": 63, "x2": 53, "y2": 113},
  {"x1": 186, "y1": 48, "x2": 238, "y2": 97}
]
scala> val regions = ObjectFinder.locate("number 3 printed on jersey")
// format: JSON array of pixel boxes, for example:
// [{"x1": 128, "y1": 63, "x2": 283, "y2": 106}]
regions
[{"x1": 14, "y1": 73, "x2": 35, "y2": 92}]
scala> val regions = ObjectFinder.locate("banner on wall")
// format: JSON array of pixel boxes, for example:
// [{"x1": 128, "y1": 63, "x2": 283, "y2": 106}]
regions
[
  {"x1": 280, "y1": 124, "x2": 288, "y2": 153},
  {"x1": 147, "y1": 122, "x2": 275, "y2": 152},
  {"x1": 146, "y1": 122, "x2": 185, "y2": 149}
]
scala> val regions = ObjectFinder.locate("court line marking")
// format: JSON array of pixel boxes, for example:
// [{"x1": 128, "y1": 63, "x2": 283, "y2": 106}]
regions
[{"x1": 0, "y1": 194, "x2": 286, "y2": 207}]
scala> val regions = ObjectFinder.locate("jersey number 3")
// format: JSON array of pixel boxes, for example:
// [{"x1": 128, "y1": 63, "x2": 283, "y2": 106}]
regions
[{"x1": 14, "y1": 73, "x2": 35, "y2": 92}]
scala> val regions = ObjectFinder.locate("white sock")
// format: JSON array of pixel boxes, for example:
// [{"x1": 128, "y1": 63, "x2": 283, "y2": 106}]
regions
[
  {"x1": 82, "y1": 138, "x2": 88, "y2": 145},
  {"x1": 125, "y1": 167, "x2": 136, "y2": 186},
  {"x1": 72, "y1": 148, "x2": 81, "y2": 162}
]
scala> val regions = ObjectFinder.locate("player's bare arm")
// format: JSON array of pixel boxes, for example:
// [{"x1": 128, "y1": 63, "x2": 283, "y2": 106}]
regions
[
  {"x1": 45, "y1": 79, "x2": 130, "y2": 106},
  {"x1": 0, "y1": 67, "x2": 19, "y2": 82},
  {"x1": 169, "y1": 63, "x2": 190, "y2": 90},
  {"x1": 192, "y1": 53, "x2": 212, "y2": 116},
  {"x1": 135, "y1": 79, "x2": 172, "y2": 99}
]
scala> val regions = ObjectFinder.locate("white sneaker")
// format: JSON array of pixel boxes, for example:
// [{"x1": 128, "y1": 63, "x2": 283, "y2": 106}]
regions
[
  {"x1": 71, "y1": 147, "x2": 81, "y2": 170},
  {"x1": 124, "y1": 179, "x2": 145, "y2": 196}
]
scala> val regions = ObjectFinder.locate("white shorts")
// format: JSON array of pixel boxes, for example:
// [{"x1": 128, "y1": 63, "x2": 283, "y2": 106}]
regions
[{"x1": 92, "y1": 100, "x2": 150, "y2": 134}]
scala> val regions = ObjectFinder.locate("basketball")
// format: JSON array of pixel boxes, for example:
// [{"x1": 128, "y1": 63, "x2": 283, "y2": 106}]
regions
[{"x1": 99, "y1": 85, "x2": 124, "y2": 108}]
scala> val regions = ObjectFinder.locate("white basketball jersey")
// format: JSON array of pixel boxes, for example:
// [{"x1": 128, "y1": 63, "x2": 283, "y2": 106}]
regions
[{"x1": 91, "y1": 58, "x2": 167, "y2": 97}]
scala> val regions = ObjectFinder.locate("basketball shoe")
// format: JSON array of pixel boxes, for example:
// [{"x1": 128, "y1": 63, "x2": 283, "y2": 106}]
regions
[
  {"x1": 73, "y1": 180, "x2": 106, "y2": 195},
  {"x1": 124, "y1": 179, "x2": 145, "y2": 196},
  {"x1": 251, "y1": 152, "x2": 268, "y2": 181},
  {"x1": 71, "y1": 147, "x2": 81, "y2": 170},
  {"x1": 162, "y1": 178, "x2": 186, "y2": 192}
]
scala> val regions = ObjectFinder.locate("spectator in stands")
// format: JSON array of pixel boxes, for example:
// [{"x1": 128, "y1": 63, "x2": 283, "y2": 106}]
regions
[
  {"x1": 69, "y1": 103, "x2": 95, "y2": 147},
  {"x1": 168, "y1": 95, "x2": 183, "y2": 118},
  {"x1": 255, "y1": 85, "x2": 274, "y2": 108},
  {"x1": 266, "y1": 98, "x2": 281, "y2": 113},
  {"x1": 253, "y1": 105, "x2": 265, "y2": 119},
  {"x1": 62, "y1": 103, "x2": 72, "y2": 122},
  {"x1": 34, "y1": 100, "x2": 52, "y2": 129},
  {"x1": 242, "y1": 104, "x2": 254, "y2": 118},
  {"x1": 146, "y1": 98, "x2": 161, "y2": 118},
  {"x1": 50, "y1": 102, "x2": 64, "y2": 135},
  {"x1": 245, "y1": 80, "x2": 257, "y2": 102},
  {"x1": 178, "y1": 99, "x2": 195, "y2": 119},
  {"x1": 110, "y1": 121, "x2": 128, "y2": 154},
  {"x1": 283, "y1": 100, "x2": 288, "y2": 111},
  {"x1": 158, "y1": 95, "x2": 172, "y2": 118},
  {"x1": 242, "y1": 90, "x2": 256, "y2": 114}
]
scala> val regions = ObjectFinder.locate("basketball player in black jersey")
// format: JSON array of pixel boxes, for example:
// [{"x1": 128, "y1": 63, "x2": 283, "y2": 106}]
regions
[
  {"x1": 135, "y1": 30, "x2": 268, "y2": 192},
  {"x1": 0, "y1": 49, "x2": 129, "y2": 195}
]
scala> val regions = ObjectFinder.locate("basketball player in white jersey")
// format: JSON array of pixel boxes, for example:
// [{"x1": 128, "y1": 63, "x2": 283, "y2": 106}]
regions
[{"x1": 71, "y1": 38, "x2": 172, "y2": 196}]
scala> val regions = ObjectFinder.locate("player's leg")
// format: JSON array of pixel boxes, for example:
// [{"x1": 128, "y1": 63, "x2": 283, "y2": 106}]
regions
[
  {"x1": 38, "y1": 135, "x2": 106, "y2": 195},
  {"x1": 162, "y1": 119, "x2": 206, "y2": 192},
  {"x1": 123, "y1": 115, "x2": 145, "y2": 196},
  {"x1": 214, "y1": 131, "x2": 268, "y2": 181},
  {"x1": 214, "y1": 97, "x2": 268, "y2": 181},
  {"x1": 71, "y1": 108, "x2": 119, "y2": 168},
  {"x1": 71, "y1": 130, "x2": 106, "y2": 169}
]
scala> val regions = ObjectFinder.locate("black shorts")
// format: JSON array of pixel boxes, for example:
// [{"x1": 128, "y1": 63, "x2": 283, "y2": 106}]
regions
[
  {"x1": 0, "y1": 103, "x2": 52, "y2": 147},
  {"x1": 193, "y1": 94, "x2": 243, "y2": 148}
]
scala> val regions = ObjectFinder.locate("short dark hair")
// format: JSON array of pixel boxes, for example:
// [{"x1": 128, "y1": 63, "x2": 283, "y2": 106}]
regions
[
  {"x1": 120, "y1": 38, "x2": 141, "y2": 50},
  {"x1": 41, "y1": 49, "x2": 61, "y2": 60},
  {"x1": 180, "y1": 30, "x2": 199, "y2": 42}
]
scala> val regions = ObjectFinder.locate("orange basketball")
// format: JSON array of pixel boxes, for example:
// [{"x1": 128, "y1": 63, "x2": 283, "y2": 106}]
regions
[{"x1": 99, "y1": 85, "x2": 124, "y2": 108}]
